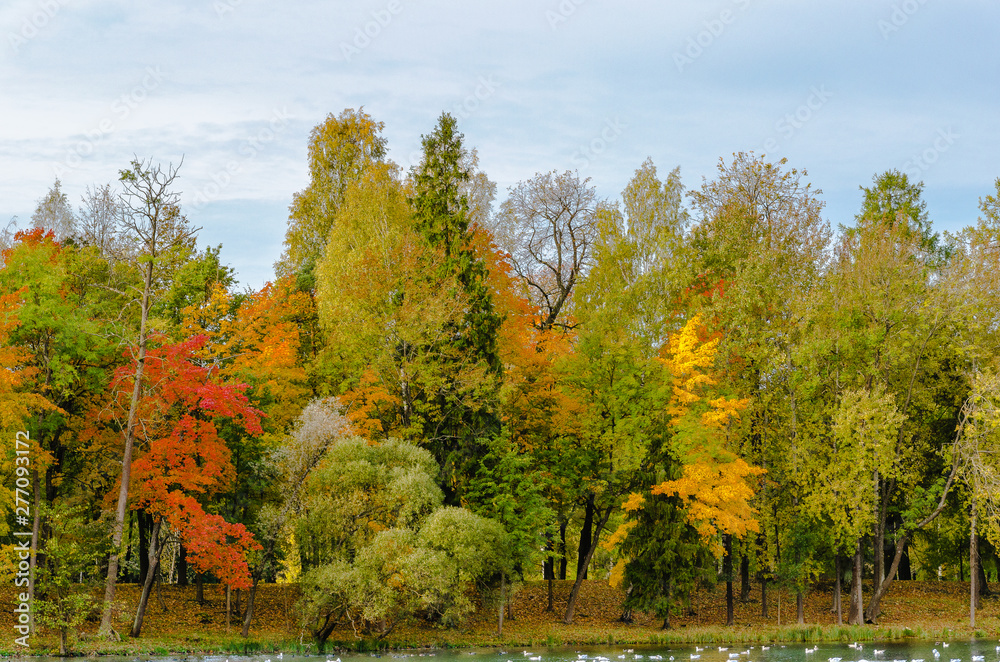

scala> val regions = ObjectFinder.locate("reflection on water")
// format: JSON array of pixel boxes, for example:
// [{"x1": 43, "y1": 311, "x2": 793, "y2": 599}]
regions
[{"x1": 22, "y1": 642, "x2": 1000, "y2": 662}]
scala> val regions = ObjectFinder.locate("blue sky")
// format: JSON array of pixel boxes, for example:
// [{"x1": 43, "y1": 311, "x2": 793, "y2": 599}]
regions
[{"x1": 2, "y1": 0, "x2": 997, "y2": 289}]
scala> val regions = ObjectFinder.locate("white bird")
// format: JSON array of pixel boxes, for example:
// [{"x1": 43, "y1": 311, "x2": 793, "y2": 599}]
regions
[
  {"x1": 829, "y1": 658, "x2": 841, "y2": 661},
  {"x1": 761, "y1": 649, "x2": 769, "y2": 653},
  {"x1": 932, "y1": 652, "x2": 940, "y2": 659},
  {"x1": 949, "y1": 659, "x2": 960, "y2": 662},
  {"x1": 943, "y1": 645, "x2": 950, "y2": 649},
  {"x1": 874, "y1": 652, "x2": 885, "y2": 657},
  {"x1": 691, "y1": 656, "x2": 700, "y2": 660},
  {"x1": 697, "y1": 649, "x2": 704, "y2": 653},
  {"x1": 806, "y1": 649, "x2": 817, "y2": 655},
  {"x1": 971, "y1": 657, "x2": 984, "y2": 661}
]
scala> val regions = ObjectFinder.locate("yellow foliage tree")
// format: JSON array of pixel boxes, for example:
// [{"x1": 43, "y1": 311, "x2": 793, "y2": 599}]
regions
[{"x1": 651, "y1": 314, "x2": 763, "y2": 553}]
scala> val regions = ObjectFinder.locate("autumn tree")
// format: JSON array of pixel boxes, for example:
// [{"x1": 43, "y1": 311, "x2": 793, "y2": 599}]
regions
[
  {"x1": 99, "y1": 158, "x2": 198, "y2": 638},
  {"x1": 278, "y1": 108, "x2": 388, "y2": 278}
]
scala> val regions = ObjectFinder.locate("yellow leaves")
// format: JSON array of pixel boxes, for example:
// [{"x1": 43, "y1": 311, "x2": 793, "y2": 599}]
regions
[
  {"x1": 652, "y1": 456, "x2": 765, "y2": 552},
  {"x1": 622, "y1": 491, "x2": 646, "y2": 512}
]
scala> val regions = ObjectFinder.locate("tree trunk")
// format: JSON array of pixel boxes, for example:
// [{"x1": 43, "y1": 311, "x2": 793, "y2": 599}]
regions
[
  {"x1": 740, "y1": 552, "x2": 751, "y2": 603},
  {"x1": 177, "y1": 544, "x2": 188, "y2": 586},
  {"x1": 865, "y1": 455, "x2": 962, "y2": 622},
  {"x1": 543, "y1": 532, "x2": 555, "y2": 581},
  {"x1": 564, "y1": 503, "x2": 613, "y2": 624},
  {"x1": 497, "y1": 572, "x2": 506, "y2": 636},
  {"x1": 241, "y1": 575, "x2": 260, "y2": 637},
  {"x1": 196, "y1": 572, "x2": 204, "y2": 605},
  {"x1": 833, "y1": 554, "x2": 842, "y2": 625},
  {"x1": 138, "y1": 511, "x2": 149, "y2": 585},
  {"x1": 559, "y1": 519, "x2": 568, "y2": 579},
  {"x1": 547, "y1": 577, "x2": 554, "y2": 612},
  {"x1": 577, "y1": 494, "x2": 595, "y2": 580},
  {"x1": 724, "y1": 534, "x2": 734, "y2": 626},
  {"x1": 971, "y1": 499, "x2": 978, "y2": 626},
  {"x1": 796, "y1": 589, "x2": 805, "y2": 625},
  {"x1": 131, "y1": 518, "x2": 162, "y2": 637},
  {"x1": 848, "y1": 540, "x2": 863, "y2": 625},
  {"x1": 99, "y1": 258, "x2": 154, "y2": 639}
]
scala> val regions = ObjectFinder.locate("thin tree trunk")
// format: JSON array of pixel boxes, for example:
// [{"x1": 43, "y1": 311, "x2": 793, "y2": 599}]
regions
[
  {"x1": 131, "y1": 518, "x2": 162, "y2": 637},
  {"x1": 724, "y1": 534, "x2": 734, "y2": 626},
  {"x1": 796, "y1": 589, "x2": 805, "y2": 625},
  {"x1": 241, "y1": 575, "x2": 260, "y2": 637},
  {"x1": 971, "y1": 498, "x2": 978, "y2": 626},
  {"x1": 848, "y1": 540, "x2": 863, "y2": 625},
  {"x1": 865, "y1": 450, "x2": 962, "y2": 622},
  {"x1": 577, "y1": 494, "x2": 595, "y2": 580},
  {"x1": 833, "y1": 554, "x2": 842, "y2": 625},
  {"x1": 740, "y1": 552, "x2": 751, "y2": 603},
  {"x1": 547, "y1": 577, "x2": 554, "y2": 612},
  {"x1": 559, "y1": 519, "x2": 568, "y2": 579},
  {"x1": 100, "y1": 259, "x2": 154, "y2": 639},
  {"x1": 564, "y1": 503, "x2": 613, "y2": 624},
  {"x1": 196, "y1": 572, "x2": 204, "y2": 605},
  {"x1": 497, "y1": 572, "x2": 506, "y2": 636}
]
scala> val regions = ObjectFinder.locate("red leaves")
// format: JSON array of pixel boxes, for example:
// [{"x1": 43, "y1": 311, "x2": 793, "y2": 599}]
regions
[{"x1": 103, "y1": 333, "x2": 264, "y2": 587}]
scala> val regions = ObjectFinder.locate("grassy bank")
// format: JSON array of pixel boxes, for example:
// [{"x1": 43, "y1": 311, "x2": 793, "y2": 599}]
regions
[{"x1": 1, "y1": 580, "x2": 997, "y2": 655}]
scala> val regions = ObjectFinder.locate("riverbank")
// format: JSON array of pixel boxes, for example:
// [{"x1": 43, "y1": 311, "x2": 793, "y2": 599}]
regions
[{"x1": 1, "y1": 580, "x2": 997, "y2": 655}]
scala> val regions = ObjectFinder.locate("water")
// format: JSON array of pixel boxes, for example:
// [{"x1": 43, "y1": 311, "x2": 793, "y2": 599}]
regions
[{"x1": 19, "y1": 643, "x2": 1000, "y2": 662}]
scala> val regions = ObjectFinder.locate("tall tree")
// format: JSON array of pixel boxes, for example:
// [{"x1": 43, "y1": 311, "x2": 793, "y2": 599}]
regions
[
  {"x1": 278, "y1": 108, "x2": 387, "y2": 278},
  {"x1": 98, "y1": 158, "x2": 197, "y2": 638}
]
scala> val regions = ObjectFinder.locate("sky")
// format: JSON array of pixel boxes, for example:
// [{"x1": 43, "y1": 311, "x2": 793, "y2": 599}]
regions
[{"x1": 1, "y1": 0, "x2": 997, "y2": 289}]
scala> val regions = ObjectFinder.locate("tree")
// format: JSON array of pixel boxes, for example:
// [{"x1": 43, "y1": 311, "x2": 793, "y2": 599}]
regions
[
  {"x1": 86, "y1": 334, "x2": 263, "y2": 636},
  {"x1": 31, "y1": 179, "x2": 76, "y2": 242},
  {"x1": 493, "y1": 170, "x2": 600, "y2": 330},
  {"x1": 98, "y1": 158, "x2": 197, "y2": 638},
  {"x1": 34, "y1": 504, "x2": 109, "y2": 655},
  {"x1": 279, "y1": 108, "x2": 387, "y2": 277}
]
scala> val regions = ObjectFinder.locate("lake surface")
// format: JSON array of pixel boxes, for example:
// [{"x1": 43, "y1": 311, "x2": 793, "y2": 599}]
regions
[{"x1": 19, "y1": 643, "x2": 1000, "y2": 662}]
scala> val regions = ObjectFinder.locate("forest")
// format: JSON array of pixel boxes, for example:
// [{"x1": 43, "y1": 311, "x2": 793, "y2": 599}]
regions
[{"x1": 2, "y1": 107, "x2": 1000, "y2": 651}]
